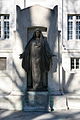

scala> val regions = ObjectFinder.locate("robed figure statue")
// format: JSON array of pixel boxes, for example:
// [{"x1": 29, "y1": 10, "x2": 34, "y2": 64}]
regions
[{"x1": 20, "y1": 29, "x2": 54, "y2": 91}]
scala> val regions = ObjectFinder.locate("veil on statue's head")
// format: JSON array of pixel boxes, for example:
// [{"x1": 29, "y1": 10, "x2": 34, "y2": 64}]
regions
[
  {"x1": 27, "y1": 28, "x2": 44, "y2": 47},
  {"x1": 32, "y1": 28, "x2": 43, "y2": 39}
]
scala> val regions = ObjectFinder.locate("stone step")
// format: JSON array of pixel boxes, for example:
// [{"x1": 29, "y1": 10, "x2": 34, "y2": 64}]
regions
[
  {"x1": 49, "y1": 94, "x2": 80, "y2": 110},
  {"x1": 0, "y1": 94, "x2": 80, "y2": 111}
]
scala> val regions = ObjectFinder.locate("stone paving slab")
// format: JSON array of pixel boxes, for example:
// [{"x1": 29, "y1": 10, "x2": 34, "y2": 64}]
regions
[{"x1": 0, "y1": 110, "x2": 80, "y2": 120}]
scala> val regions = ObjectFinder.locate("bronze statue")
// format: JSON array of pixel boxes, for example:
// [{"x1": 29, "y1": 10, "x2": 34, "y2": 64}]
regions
[{"x1": 20, "y1": 28, "x2": 55, "y2": 91}]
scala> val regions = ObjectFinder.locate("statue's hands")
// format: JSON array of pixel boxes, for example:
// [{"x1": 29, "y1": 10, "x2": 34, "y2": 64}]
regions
[{"x1": 19, "y1": 54, "x2": 23, "y2": 59}]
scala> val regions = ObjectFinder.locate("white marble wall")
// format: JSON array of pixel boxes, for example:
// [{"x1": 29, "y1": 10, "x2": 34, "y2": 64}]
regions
[
  {"x1": 0, "y1": 0, "x2": 80, "y2": 110},
  {"x1": 62, "y1": 0, "x2": 80, "y2": 94}
]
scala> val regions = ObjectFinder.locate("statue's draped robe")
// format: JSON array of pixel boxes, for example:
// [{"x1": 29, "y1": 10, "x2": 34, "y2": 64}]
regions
[{"x1": 22, "y1": 37, "x2": 53, "y2": 90}]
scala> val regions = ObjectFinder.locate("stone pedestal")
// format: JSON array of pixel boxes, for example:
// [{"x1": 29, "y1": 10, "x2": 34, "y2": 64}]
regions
[{"x1": 24, "y1": 91, "x2": 49, "y2": 111}]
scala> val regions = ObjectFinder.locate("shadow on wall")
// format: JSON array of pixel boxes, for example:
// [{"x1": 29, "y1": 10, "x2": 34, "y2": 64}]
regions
[{"x1": 62, "y1": 68, "x2": 75, "y2": 93}]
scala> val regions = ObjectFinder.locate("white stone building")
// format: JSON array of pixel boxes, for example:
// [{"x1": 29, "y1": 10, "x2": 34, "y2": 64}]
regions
[{"x1": 0, "y1": 0, "x2": 80, "y2": 110}]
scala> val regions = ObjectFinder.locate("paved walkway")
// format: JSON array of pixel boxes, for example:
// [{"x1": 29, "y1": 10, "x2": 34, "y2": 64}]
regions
[{"x1": 0, "y1": 110, "x2": 80, "y2": 120}]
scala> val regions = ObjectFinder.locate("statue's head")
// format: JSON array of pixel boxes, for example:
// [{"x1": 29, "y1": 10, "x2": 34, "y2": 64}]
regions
[
  {"x1": 33, "y1": 28, "x2": 42, "y2": 39},
  {"x1": 35, "y1": 30, "x2": 41, "y2": 38}
]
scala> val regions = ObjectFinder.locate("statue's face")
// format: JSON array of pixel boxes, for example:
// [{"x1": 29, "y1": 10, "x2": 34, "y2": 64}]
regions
[{"x1": 35, "y1": 30, "x2": 41, "y2": 38}]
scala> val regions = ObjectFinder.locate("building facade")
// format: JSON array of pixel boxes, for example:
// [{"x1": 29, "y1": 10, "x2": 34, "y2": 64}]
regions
[{"x1": 0, "y1": 0, "x2": 80, "y2": 110}]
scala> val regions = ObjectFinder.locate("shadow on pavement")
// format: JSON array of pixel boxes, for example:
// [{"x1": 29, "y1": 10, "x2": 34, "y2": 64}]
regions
[{"x1": 0, "y1": 110, "x2": 80, "y2": 120}]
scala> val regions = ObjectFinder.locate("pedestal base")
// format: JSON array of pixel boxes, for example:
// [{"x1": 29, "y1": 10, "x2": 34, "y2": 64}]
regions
[{"x1": 24, "y1": 91, "x2": 49, "y2": 111}]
